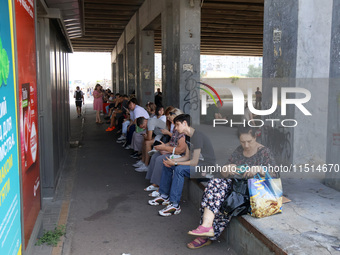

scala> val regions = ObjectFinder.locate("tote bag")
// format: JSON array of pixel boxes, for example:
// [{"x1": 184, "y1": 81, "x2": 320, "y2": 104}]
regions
[{"x1": 248, "y1": 172, "x2": 283, "y2": 218}]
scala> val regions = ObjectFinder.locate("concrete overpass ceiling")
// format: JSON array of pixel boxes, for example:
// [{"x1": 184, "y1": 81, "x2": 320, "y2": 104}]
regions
[
  {"x1": 201, "y1": 0, "x2": 264, "y2": 56},
  {"x1": 52, "y1": 0, "x2": 263, "y2": 56}
]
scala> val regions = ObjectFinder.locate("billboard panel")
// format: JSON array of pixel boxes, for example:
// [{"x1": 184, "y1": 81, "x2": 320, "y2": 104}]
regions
[
  {"x1": 0, "y1": 0, "x2": 23, "y2": 254},
  {"x1": 15, "y1": 0, "x2": 41, "y2": 248}
]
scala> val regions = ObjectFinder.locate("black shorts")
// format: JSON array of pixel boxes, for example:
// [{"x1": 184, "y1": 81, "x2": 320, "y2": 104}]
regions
[{"x1": 76, "y1": 101, "x2": 82, "y2": 107}]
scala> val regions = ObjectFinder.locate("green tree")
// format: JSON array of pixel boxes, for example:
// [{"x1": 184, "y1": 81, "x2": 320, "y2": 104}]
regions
[{"x1": 246, "y1": 64, "x2": 262, "y2": 78}]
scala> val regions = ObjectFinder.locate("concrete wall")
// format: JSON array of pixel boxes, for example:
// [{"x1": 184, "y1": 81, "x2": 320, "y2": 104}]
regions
[{"x1": 37, "y1": 18, "x2": 70, "y2": 197}]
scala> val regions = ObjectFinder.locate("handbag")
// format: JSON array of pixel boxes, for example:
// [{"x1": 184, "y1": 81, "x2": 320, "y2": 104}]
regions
[
  {"x1": 169, "y1": 147, "x2": 181, "y2": 159},
  {"x1": 220, "y1": 179, "x2": 250, "y2": 217},
  {"x1": 248, "y1": 172, "x2": 283, "y2": 218}
]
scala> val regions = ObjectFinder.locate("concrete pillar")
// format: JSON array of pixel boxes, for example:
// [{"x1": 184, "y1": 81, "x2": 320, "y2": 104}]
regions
[
  {"x1": 262, "y1": 0, "x2": 332, "y2": 165},
  {"x1": 111, "y1": 62, "x2": 116, "y2": 93},
  {"x1": 118, "y1": 53, "x2": 125, "y2": 94},
  {"x1": 325, "y1": 0, "x2": 340, "y2": 191},
  {"x1": 134, "y1": 11, "x2": 140, "y2": 98},
  {"x1": 161, "y1": 0, "x2": 174, "y2": 108},
  {"x1": 172, "y1": 0, "x2": 201, "y2": 124},
  {"x1": 127, "y1": 43, "x2": 136, "y2": 95},
  {"x1": 139, "y1": 30, "x2": 154, "y2": 106}
]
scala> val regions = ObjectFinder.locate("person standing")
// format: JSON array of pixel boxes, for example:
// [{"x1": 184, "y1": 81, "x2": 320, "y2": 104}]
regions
[
  {"x1": 154, "y1": 88, "x2": 163, "y2": 107},
  {"x1": 93, "y1": 84, "x2": 104, "y2": 124},
  {"x1": 255, "y1": 87, "x2": 262, "y2": 109},
  {"x1": 74, "y1": 86, "x2": 84, "y2": 118}
]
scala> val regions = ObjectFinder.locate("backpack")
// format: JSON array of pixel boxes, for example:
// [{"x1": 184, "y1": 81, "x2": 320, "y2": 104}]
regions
[{"x1": 75, "y1": 91, "x2": 82, "y2": 101}]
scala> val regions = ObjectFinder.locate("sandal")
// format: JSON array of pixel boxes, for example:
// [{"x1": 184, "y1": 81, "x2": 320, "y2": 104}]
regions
[
  {"x1": 188, "y1": 225, "x2": 214, "y2": 237},
  {"x1": 187, "y1": 237, "x2": 212, "y2": 249},
  {"x1": 144, "y1": 185, "x2": 159, "y2": 192}
]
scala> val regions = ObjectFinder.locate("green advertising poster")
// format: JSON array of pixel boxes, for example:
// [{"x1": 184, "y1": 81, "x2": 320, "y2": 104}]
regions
[{"x1": 0, "y1": 0, "x2": 22, "y2": 255}]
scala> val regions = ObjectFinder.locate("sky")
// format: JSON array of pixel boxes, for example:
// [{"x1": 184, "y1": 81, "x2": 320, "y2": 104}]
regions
[{"x1": 69, "y1": 52, "x2": 111, "y2": 82}]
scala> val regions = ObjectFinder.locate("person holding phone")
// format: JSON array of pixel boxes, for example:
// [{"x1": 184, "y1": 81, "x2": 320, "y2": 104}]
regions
[
  {"x1": 132, "y1": 116, "x2": 166, "y2": 172},
  {"x1": 141, "y1": 108, "x2": 186, "y2": 195},
  {"x1": 186, "y1": 126, "x2": 277, "y2": 249}
]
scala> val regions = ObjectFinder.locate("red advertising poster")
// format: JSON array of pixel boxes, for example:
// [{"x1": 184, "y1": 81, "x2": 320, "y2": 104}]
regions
[{"x1": 15, "y1": 0, "x2": 41, "y2": 248}]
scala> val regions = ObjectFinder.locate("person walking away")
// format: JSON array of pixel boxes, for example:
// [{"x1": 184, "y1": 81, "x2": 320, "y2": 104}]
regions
[{"x1": 74, "y1": 86, "x2": 84, "y2": 118}]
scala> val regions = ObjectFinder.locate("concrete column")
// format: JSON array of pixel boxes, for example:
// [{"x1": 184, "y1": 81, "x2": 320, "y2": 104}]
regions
[
  {"x1": 127, "y1": 43, "x2": 136, "y2": 95},
  {"x1": 111, "y1": 63, "x2": 116, "y2": 93},
  {"x1": 115, "y1": 47, "x2": 120, "y2": 93},
  {"x1": 325, "y1": 0, "x2": 340, "y2": 191},
  {"x1": 172, "y1": 0, "x2": 201, "y2": 124},
  {"x1": 139, "y1": 30, "x2": 154, "y2": 106},
  {"x1": 161, "y1": 0, "x2": 174, "y2": 108},
  {"x1": 135, "y1": 11, "x2": 140, "y2": 98},
  {"x1": 118, "y1": 53, "x2": 125, "y2": 94},
  {"x1": 262, "y1": 0, "x2": 332, "y2": 165}
]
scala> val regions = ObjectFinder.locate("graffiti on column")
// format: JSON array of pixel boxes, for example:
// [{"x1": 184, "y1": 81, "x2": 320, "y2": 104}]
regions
[{"x1": 182, "y1": 68, "x2": 199, "y2": 114}]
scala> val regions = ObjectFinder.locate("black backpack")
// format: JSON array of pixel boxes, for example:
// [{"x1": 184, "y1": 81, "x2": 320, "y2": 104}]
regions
[{"x1": 75, "y1": 91, "x2": 82, "y2": 101}]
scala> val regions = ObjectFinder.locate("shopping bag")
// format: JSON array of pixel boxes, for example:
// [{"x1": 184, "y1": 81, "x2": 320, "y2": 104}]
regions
[
  {"x1": 220, "y1": 179, "x2": 250, "y2": 217},
  {"x1": 248, "y1": 172, "x2": 283, "y2": 218},
  {"x1": 169, "y1": 147, "x2": 182, "y2": 159}
]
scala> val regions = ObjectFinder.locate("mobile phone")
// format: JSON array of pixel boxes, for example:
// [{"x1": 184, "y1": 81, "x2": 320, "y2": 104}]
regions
[
  {"x1": 153, "y1": 140, "x2": 162, "y2": 146},
  {"x1": 236, "y1": 164, "x2": 248, "y2": 174}
]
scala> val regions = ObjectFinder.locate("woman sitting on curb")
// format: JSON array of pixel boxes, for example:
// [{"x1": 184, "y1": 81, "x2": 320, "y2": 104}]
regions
[{"x1": 187, "y1": 126, "x2": 277, "y2": 249}]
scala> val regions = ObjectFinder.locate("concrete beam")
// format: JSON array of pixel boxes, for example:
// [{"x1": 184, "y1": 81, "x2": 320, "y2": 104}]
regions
[
  {"x1": 117, "y1": 31, "x2": 125, "y2": 54},
  {"x1": 126, "y1": 14, "x2": 137, "y2": 44},
  {"x1": 139, "y1": 0, "x2": 164, "y2": 30}
]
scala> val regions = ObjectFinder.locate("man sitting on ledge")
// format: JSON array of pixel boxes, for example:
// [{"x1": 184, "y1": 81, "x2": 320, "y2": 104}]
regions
[{"x1": 148, "y1": 114, "x2": 216, "y2": 216}]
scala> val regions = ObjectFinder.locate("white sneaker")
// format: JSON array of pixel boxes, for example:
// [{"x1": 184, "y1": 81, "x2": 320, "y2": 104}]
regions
[
  {"x1": 148, "y1": 149, "x2": 158, "y2": 156},
  {"x1": 133, "y1": 161, "x2": 144, "y2": 168},
  {"x1": 135, "y1": 165, "x2": 148, "y2": 172},
  {"x1": 125, "y1": 145, "x2": 132, "y2": 150},
  {"x1": 149, "y1": 191, "x2": 160, "y2": 197},
  {"x1": 117, "y1": 135, "x2": 126, "y2": 141}
]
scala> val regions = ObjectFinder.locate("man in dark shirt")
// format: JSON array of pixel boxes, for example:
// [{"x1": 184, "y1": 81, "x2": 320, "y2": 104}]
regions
[
  {"x1": 148, "y1": 114, "x2": 216, "y2": 216},
  {"x1": 255, "y1": 87, "x2": 262, "y2": 110},
  {"x1": 154, "y1": 88, "x2": 163, "y2": 107}
]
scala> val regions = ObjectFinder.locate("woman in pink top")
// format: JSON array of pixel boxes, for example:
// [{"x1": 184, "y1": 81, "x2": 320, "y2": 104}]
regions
[{"x1": 93, "y1": 84, "x2": 104, "y2": 123}]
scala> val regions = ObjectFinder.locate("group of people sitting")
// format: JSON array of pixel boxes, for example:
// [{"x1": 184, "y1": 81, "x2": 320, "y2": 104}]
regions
[{"x1": 100, "y1": 94, "x2": 277, "y2": 249}]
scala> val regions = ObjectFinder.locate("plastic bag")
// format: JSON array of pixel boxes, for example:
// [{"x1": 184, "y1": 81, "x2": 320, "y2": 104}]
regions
[
  {"x1": 248, "y1": 172, "x2": 283, "y2": 218},
  {"x1": 220, "y1": 179, "x2": 250, "y2": 217}
]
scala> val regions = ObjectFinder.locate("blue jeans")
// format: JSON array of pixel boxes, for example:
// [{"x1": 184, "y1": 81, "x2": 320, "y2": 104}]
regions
[{"x1": 159, "y1": 165, "x2": 190, "y2": 204}]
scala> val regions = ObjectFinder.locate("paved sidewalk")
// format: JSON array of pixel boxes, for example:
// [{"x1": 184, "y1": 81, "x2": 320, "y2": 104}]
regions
[
  {"x1": 33, "y1": 104, "x2": 237, "y2": 255},
  {"x1": 32, "y1": 103, "x2": 84, "y2": 255}
]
